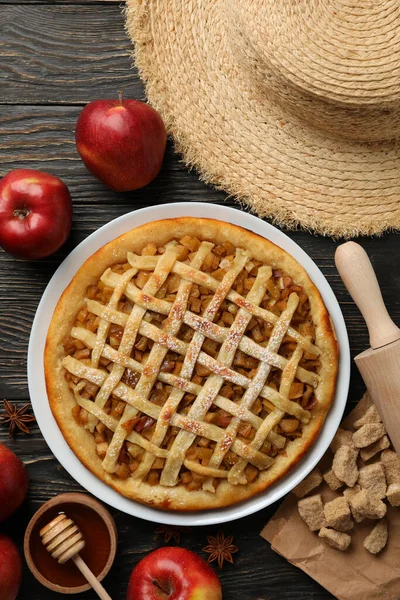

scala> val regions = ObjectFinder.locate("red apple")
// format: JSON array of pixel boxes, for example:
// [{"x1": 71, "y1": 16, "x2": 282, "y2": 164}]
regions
[
  {"x1": 75, "y1": 94, "x2": 167, "y2": 192},
  {"x1": 0, "y1": 168, "x2": 72, "y2": 260},
  {"x1": 0, "y1": 443, "x2": 29, "y2": 522},
  {"x1": 127, "y1": 546, "x2": 222, "y2": 600},
  {"x1": 0, "y1": 534, "x2": 22, "y2": 600}
]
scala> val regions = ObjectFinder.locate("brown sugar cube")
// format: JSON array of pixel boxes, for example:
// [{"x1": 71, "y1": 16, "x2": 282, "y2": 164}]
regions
[
  {"x1": 363, "y1": 519, "x2": 388, "y2": 555},
  {"x1": 349, "y1": 489, "x2": 387, "y2": 523},
  {"x1": 324, "y1": 497, "x2": 353, "y2": 532},
  {"x1": 354, "y1": 405, "x2": 382, "y2": 429},
  {"x1": 330, "y1": 428, "x2": 353, "y2": 453},
  {"x1": 292, "y1": 468, "x2": 323, "y2": 499},
  {"x1": 386, "y1": 483, "x2": 400, "y2": 507},
  {"x1": 360, "y1": 435, "x2": 390, "y2": 462},
  {"x1": 343, "y1": 484, "x2": 361, "y2": 500},
  {"x1": 298, "y1": 494, "x2": 326, "y2": 531},
  {"x1": 352, "y1": 423, "x2": 386, "y2": 448},
  {"x1": 332, "y1": 445, "x2": 359, "y2": 487},
  {"x1": 318, "y1": 527, "x2": 351, "y2": 551},
  {"x1": 381, "y1": 450, "x2": 400, "y2": 485},
  {"x1": 358, "y1": 463, "x2": 387, "y2": 499},
  {"x1": 323, "y1": 468, "x2": 343, "y2": 492}
]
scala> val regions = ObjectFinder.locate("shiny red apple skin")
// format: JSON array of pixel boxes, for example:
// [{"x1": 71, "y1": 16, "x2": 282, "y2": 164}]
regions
[
  {"x1": 0, "y1": 169, "x2": 72, "y2": 260},
  {"x1": 0, "y1": 443, "x2": 29, "y2": 523},
  {"x1": 75, "y1": 98, "x2": 167, "y2": 192},
  {"x1": 0, "y1": 534, "x2": 22, "y2": 600},
  {"x1": 127, "y1": 546, "x2": 222, "y2": 600}
]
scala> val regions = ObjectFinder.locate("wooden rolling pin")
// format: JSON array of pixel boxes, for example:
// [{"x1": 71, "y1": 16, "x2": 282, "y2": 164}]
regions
[
  {"x1": 40, "y1": 513, "x2": 113, "y2": 600},
  {"x1": 335, "y1": 241, "x2": 400, "y2": 453}
]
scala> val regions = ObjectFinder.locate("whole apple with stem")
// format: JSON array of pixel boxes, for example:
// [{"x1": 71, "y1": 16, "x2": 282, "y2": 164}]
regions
[
  {"x1": 127, "y1": 546, "x2": 222, "y2": 600},
  {"x1": 0, "y1": 169, "x2": 72, "y2": 260},
  {"x1": 75, "y1": 92, "x2": 167, "y2": 192},
  {"x1": 0, "y1": 443, "x2": 29, "y2": 523},
  {"x1": 0, "y1": 534, "x2": 22, "y2": 600}
]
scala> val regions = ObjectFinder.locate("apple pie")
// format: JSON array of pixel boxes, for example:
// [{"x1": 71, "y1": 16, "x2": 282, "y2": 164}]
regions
[{"x1": 45, "y1": 218, "x2": 338, "y2": 510}]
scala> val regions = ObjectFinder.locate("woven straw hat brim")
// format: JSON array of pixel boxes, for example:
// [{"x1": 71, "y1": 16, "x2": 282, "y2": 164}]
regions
[{"x1": 125, "y1": 0, "x2": 400, "y2": 238}]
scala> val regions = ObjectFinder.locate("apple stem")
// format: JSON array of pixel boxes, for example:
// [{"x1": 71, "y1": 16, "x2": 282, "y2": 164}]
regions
[
  {"x1": 118, "y1": 90, "x2": 124, "y2": 106},
  {"x1": 152, "y1": 579, "x2": 170, "y2": 597},
  {"x1": 13, "y1": 208, "x2": 29, "y2": 219}
]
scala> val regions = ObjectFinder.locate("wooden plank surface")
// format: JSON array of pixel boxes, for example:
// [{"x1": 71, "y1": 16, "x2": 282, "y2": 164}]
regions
[
  {"x1": 0, "y1": 0, "x2": 120, "y2": 3},
  {"x1": 1, "y1": 5, "x2": 137, "y2": 104},
  {"x1": 1, "y1": 2, "x2": 399, "y2": 600}
]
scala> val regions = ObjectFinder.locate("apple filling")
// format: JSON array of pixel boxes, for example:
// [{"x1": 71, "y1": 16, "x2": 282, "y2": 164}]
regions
[{"x1": 62, "y1": 235, "x2": 321, "y2": 491}]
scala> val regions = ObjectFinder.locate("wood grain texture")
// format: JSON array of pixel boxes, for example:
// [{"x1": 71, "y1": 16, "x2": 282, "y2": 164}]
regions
[
  {"x1": 1, "y1": 5, "x2": 138, "y2": 104},
  {"x1": 0, "y1": 0, "x2": 120, "y2": 3},
  {"x1": 1, "y1": 2, "x2": 399, "y2": 599}
]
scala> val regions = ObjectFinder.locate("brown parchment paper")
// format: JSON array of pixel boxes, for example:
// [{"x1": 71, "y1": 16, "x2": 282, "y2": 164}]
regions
[{"x1": 261, "y1": 393, "x2": 400, "y2": 600}]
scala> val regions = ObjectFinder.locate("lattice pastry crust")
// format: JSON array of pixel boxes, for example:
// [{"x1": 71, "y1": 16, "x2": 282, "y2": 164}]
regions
[{"x1": 45, "y1": 218, "x2": 338, "y2": 511}]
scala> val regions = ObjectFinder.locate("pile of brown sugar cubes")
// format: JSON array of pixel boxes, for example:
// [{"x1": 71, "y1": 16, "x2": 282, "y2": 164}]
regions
[{"x1": 294, "y1": 405, "x2": 400, "y2": 553}]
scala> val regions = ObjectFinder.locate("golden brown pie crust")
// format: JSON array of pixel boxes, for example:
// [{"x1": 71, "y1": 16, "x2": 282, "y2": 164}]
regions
[{"x1": 44, "y1": 217, "x2": 338, "y2": 511}]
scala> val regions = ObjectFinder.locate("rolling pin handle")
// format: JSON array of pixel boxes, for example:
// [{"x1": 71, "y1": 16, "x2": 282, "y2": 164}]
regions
[{"x1": 335, "y1": 242, "x2": 400, "y2": 349}]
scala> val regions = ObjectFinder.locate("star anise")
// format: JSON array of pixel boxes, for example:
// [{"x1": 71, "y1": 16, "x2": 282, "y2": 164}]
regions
[
  {"x1": 154, "y1": 525, "x2": 191, "y2": 544},
  {"x1": 0, "y1": 400, "x2": 36, "y2": 438},
  {"x1": 202, "y1": 531, "x2": 238, "y2": 569}
]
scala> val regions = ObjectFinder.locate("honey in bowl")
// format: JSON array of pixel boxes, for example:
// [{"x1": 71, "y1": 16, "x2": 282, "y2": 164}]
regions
[
  {"x1": 24, "y1": 493, "x2": 117, "y2": 593},
  {"x1": 30, "y1": 503, "x2": 111, "y2": 587}
]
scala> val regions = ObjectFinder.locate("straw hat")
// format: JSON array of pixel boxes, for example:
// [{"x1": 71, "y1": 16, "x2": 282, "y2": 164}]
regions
[{"x1": 125, "y1": 0, "x2": 400, "y2": 237}]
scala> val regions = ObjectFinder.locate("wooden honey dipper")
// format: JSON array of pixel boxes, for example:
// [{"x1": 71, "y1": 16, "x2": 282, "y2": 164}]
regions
[{"x1": 40, "y1": 513, "x2": 113, "y2": 600}]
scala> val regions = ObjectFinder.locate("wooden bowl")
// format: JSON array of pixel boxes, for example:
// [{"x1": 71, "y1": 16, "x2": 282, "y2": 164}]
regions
[{"x1": 24, "y1": 492, "x2": 117, "y2": 594}]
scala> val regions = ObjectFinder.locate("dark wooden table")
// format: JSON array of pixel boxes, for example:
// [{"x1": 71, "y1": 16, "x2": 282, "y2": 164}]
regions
[{"x1": 1, "y1": 2, "x2": 399, "y2": 599}]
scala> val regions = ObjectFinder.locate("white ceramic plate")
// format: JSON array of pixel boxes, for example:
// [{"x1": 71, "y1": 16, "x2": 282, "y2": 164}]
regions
[{"x1": 28, "y1": 203, "x2": 350, "y2": 526}]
